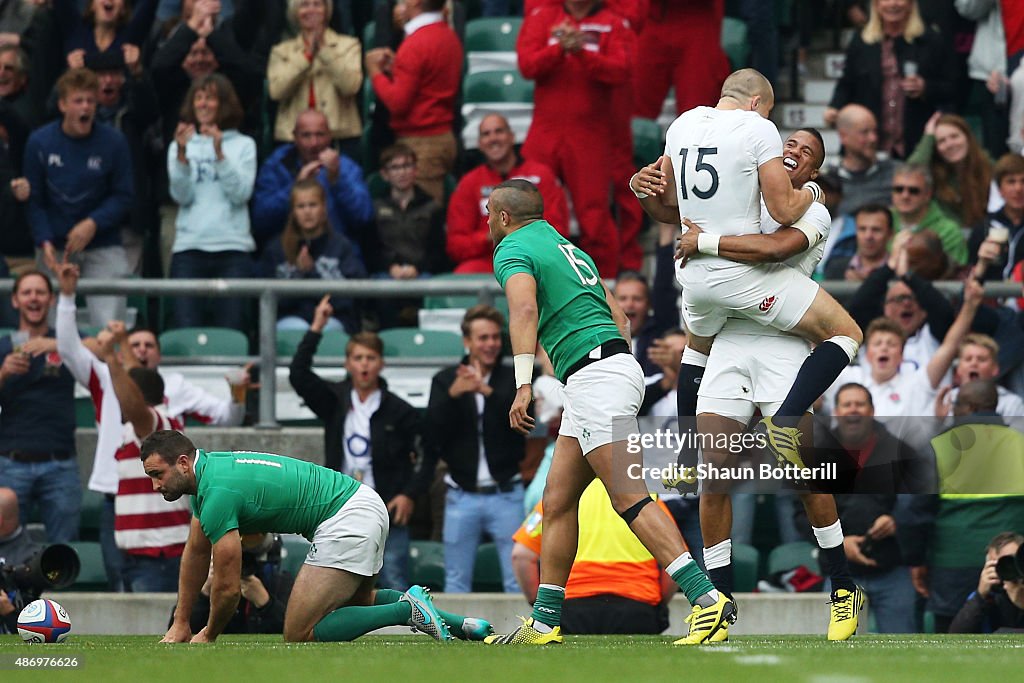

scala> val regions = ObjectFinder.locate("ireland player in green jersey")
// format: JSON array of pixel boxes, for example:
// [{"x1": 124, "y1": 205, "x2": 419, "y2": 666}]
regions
[
  {"x1": 139, "y1": 430, "x2": 491, "y2": 644},
  {"x1": 485, "y1": 179, "x2": 736, "y2": 645}
]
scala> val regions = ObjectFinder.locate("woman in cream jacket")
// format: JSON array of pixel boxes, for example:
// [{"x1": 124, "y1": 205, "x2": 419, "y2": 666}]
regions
[{"x1": 267, "y1": 0, "x2": 362, "y2": 155}]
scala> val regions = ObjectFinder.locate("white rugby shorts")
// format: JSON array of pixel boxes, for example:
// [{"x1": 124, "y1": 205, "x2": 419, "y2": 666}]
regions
[
  {"x1": 558, "y1": 352, "x2": 644, "y2": 455},
  {"x1": 304, "y1": 484, "x2": 389, "y2": 576},
  {"x1": 676, "y1": 259, "x2": 819, "y2": 338}
]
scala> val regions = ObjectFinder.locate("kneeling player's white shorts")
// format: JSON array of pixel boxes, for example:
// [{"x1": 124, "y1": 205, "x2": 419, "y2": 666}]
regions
[
  {"x1": 305, "y1": 484, "x2": 389, "y2": 576},
  {"x1": 676, "y1": 259, "x2": 819, "y2": 338},
  {"x1": 697, "y1": 323, "x2": 813, "y2": 423},
  {"x1": 559, "y1": 352, "x2": 644, "y2": 455}
]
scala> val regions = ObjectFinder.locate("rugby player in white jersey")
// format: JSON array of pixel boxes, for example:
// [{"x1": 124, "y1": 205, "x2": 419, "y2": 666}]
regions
[
  {"x1": 667, "y1": 129, "x2": 864, "y2": 641},
  {"x1": 630, "y1": 69, "x2": 862, "y2": 468}
]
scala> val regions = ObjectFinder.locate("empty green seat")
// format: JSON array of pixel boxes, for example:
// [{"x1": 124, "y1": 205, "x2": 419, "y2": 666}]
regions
[
  {"x1": 465, "y1": 17, "x2": 521, "y2": 52},
  {"x1": 721, "y1": 17, "x2": 750, "y2": 70},
  {"x1": 409, "y1": 540, "x2": 445, "y2": 593},
  {"x1": 767, "y1": 541, "x2": 818, "y2": 576},
  {"x1": 733, "y1": 542, "x2": 761, "y2": 592},
  {"x1": 632, "y1": 117, "x2": 663, "y2": 170},
  {"x1": 60, "y1": 541, "x2": 108, "y2": 592},
  {"x1": 159, "y1": 327, "x2": 249, "y2": 357},
  {"x1": 378, "y1": 328, "x2": 464, "y2": 358},
  {"x1": 78, "y1": 490, "x2": 106, "y2": 542},
  {"x1": 279, "y1": 536, "x2": 311, "y2": 577},
  {"x1": 472, "y1": 542, "x2": 504, "y2": 592},
  {"x1": 462, "y1": 70, "x2": 534, "y2": 104}
]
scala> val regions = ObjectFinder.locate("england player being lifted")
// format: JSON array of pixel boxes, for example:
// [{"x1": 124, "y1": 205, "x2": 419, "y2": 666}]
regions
[
  {"x1": 642, "y1": 129, "x2": 865, "y2": 641},
  {"x1": 630, "y1": 69, "x2": 863, "y2": 468}
]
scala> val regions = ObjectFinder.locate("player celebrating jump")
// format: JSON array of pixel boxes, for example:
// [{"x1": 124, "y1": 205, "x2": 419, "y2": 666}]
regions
[
  {"x1": 141, "y1": 430, "x2": 491, "y2": 644},
  {"x1": 485, "y1": 179, "x2": 734, "y2": 646},
  {"x1": 631, "y1": 69, "x2": 863, "y2": 468}
]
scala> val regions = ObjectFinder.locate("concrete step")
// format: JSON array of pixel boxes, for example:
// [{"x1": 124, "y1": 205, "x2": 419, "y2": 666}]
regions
[
  {"x1": 774, "y1": 102, "x2": 829, "y2": 129},
  {"x1": 803, "y1": 78, "x2": 837, "y2": 105}
]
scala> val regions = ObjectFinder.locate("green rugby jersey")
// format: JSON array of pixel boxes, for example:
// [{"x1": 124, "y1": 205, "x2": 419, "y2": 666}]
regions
[
  {"x1": 190, "y1": 450, "x2": 361, "y2": 543},
  {"x1": 493, "y1": 220, "x2": 622, "y2": 382}
]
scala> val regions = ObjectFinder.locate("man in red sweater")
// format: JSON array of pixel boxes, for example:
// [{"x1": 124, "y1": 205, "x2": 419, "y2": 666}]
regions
[
  {"x1": 365, "y1": 0, "x2": 461, "y2": 204},
  {"x1": 517, "y1": 0, "x2": 633, "y2": 277},
  {"x1": 632, "y1": 0, "x2": 731, "y2": 119},
  {"x1": 447, "y1": 113, "x2": 569, "y2": 273}
]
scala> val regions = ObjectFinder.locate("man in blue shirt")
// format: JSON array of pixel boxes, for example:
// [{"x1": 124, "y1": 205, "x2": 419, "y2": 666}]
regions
[{"x1": 22, "y1": 68, "x2": 132, "y2": 326}]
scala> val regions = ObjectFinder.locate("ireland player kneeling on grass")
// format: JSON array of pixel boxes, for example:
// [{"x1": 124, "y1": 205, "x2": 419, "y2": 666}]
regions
[{"x1": 140, "y1": 430, "x2": 492, "y2": 644}]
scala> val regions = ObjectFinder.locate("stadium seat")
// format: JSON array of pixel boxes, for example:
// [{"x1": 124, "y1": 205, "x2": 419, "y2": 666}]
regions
[
  {"x1": 721, "y1": 17, "x2": 751, "y2": 70},
  {"x1": 767, "y1": 541, "x2": 818, "y2": 576},
  {"x1": 632, "y1": 117, "x2": 663, "y2": 170},
  {"x1": 378, "y1": 328, "x2": 465, "y2": 358},
  {"x1": 78, "y1": 490, "x2": 106, "y2": 542},
  {"x1": 158, "y1": 327, "x2": 249, "y2": 358},
  {"x1": 472, "y1": 542, "x2": 504, "y2": 592},
  {"x1": 75, "y1": 396, "x2": 96, "y2": 428},
  {"x1": 279, "y1": 535, "x2": 311, "y2": 577},
  {"x1": 409, "y1": 540, "x2": 445, "y2": 592},
  {"x1": 276, "y1": 329, "x2": 348, "y2": 358},
  {"x1": 423, "y1": 273, "x2": 490, "y2": 310},
  {"x1": 0, "y1": 328, "x2": 13, "y2": 338},
  {"x1": 60, "y1": 541, "x2": 108, "y2": 592},
  {"x1": 732, "y1": 542, "x2": 761, "y2": 592},
  {"x1": 465, "y1": 17, "x2": 522, "y2": 74},
  {"x1": 462, "y1": 69, "x2": 534, "y2": 104}
]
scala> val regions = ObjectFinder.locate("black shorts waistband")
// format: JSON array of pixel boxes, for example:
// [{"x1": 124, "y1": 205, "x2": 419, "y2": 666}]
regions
[{"x1": 564, "y1": 339, "x2": 631, "y2": 381}]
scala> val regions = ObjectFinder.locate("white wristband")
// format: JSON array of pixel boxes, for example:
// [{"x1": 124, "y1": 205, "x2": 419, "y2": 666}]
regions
[
  {"x1": 514, "y1": 353, "x2": 535, "y2": 387},
  {"x1": 629, "y1": 173, "x2": 649, "y2": 199},
  {"x1": 802, "y1": 181, "x2": 822, "y2": 203},
  {"x1": 696, "y1": 232, "x2": 721, "y2": 256}
]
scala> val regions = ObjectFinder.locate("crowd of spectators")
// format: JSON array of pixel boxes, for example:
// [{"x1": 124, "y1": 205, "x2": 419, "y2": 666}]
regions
[{"x1": 1, "y1": 0, "x2": 1023, "y2": 636}]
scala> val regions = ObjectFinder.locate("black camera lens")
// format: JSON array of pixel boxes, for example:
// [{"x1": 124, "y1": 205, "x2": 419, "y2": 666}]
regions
[{"x1": 995, "y1": 552, "x2": 1024, "y2": 583}]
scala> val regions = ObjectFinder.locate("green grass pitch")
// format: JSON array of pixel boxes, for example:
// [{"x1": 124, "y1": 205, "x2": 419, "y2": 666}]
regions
[{"x1": 2, "y1": 634, "x2": 1023, "y2": 682}]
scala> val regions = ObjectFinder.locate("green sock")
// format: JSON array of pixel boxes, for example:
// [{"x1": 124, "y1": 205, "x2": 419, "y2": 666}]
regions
[
  {"x1": 671, "y1": 560, "x2": 718, "y2": 605},
  {"x1": 312, "y1": 602, "x2": 411, "y2": 642},
  {"x1": 373, "y1": 588, "x2": 404, "y2": 605},
  {"x1": 530, "y1": 584, "x2": 565, "y2": 628},
  {"x1": 436, "y1": 609, "x2": 468, "y2": 639}
]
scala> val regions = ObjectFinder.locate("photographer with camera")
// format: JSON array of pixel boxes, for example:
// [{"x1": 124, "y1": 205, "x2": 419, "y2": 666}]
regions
[
  {"x1": 950, "y1": 532, "x2": 1024, "y2": 633},
  {"x1": 0, "y1": 487, "x2": 33, "y2": 634},
  {"x1": 1, "y1": 487, "x2": 79, "y2": 634},
  {"x1": 186, "y1": 533, "x2": 293, "y2": 634}
]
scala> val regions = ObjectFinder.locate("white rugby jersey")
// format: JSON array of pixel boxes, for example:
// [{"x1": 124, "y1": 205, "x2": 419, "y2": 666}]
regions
[{"x1": 663, "y1": 106, "x2": 783, "y2": 237}]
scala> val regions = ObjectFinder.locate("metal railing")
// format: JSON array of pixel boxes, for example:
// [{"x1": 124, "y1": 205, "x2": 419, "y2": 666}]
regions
[{"x1": 1, "y1": 277, "x2": 1019, "y2": 428}]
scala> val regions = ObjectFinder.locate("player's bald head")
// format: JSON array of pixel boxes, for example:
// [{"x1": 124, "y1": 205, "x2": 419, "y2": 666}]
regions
[
  {"x1": 491, "y1": 179, "x2": 544, "y2": 224},
  {"x1": 720, "y1": 69, "x2": 775, "y2": 108},
  {"x1": 954, "y1": 379, "x2": 999, "y2": 415}
]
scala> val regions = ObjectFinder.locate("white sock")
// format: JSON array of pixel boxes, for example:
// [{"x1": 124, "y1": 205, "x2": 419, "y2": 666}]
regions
[
  {"x1": 703, "y1": 538, "x2": 732, "y2": 570},
  {"x1": 813, "y1": 519, "x2": 844, "y2": 549},
  {"x1": 665, "y1": 552, "x2": 694, "y2": 576}
]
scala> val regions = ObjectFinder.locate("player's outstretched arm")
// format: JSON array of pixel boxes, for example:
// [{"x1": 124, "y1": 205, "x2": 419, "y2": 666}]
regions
[
  {"x1": 631, "y1": 156, "x2": 681, "y2": 225},
  {"x1": 163, "y1": 516, "x2": 212, "y2": 643},
  {"x1": 759, "y1": 157, "x2": 815, "y2": 227},
  {"x1": 195, "y1": 530, "x2": 243, "y2": 643},
  {"x1": 505, "y1": 273, "x2": 539, "y2": 435},
  {"x1": 676, "y1": 217, "x2": 810, "y2": 265}
]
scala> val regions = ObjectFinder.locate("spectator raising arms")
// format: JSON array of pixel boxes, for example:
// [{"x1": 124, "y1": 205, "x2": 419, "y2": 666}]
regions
[
  {"x1": 260, "y1": 177, "x2": 366, "y2": 333},
  {"x1": 907, "y1": 112, "x2": 993, "y2": 232},
  {"x1": 54, "y1": 0, "x2": 159, "y2": 67},
  {"x1": 267, "y1": 0, "x2": 362, "y2": 159},
  {"x1": 167, "y1": 73, "x2": 255, "y2": 331}
]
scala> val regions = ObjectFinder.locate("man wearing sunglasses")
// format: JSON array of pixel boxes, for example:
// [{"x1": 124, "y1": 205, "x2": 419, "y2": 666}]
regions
[{"x1": 890, "y1": 163, "x2": 968, "y2": 266}]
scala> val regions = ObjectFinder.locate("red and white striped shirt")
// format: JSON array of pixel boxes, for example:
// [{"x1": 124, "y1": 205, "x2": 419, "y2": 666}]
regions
[{"x1": 114, "y1": 407, "x2": 191, "y2": 557}]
